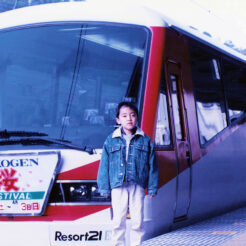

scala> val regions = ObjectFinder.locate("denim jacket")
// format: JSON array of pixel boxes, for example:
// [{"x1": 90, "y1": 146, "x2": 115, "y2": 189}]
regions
[{"x1": 97, "y1": 127, "x2": 159, "y2": 196}]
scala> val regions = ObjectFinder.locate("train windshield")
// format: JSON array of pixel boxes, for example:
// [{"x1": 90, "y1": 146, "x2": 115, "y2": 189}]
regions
[{"x1": 0, "y1": 24, "x2": 147, "y2": 149}]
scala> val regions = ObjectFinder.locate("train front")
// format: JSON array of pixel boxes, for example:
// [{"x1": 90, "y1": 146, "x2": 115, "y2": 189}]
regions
[{"x1": 0, "y1": 2, "x2": 164, "y2": 246}]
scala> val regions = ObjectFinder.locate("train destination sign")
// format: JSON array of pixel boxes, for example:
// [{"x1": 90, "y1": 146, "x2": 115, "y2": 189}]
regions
[{"x1": 0, "y1": 152, "x2": 60, "y2": 216}]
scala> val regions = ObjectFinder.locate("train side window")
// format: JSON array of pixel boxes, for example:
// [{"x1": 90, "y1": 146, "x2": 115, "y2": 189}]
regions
[
  {"x1": 154, "y1": 81, "x2": 171, "y2": 146},
  {"x1": 222, "y1": 59, "x2": 246, "y2": 123},
  {"x1": 189, "y1": 42, "x2": 227, "y2": 145},
  {"x1": 170, "y1": 74, "x2": 184, "y2": 141}
]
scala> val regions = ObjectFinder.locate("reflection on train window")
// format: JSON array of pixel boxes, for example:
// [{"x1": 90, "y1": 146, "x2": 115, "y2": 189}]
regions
[
  {"x1": 0, "y1": 24, "x2": 147, "y2": 148},
  {"x1": 189, "y1": 42, "x2": 227, "y2": 145},
  {"x1": 222, "y1": 59, "x2": 246, "y2": 122},
  {"x1": 154, "y1": 81, "x2": 170, "y2": 146},
  {"x1": 170, "y1": 74, "x2": 184, "y2": 141}
]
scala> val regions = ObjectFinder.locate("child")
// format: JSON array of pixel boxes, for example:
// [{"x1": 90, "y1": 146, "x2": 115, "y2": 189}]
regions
[{"x1": 97, "y1": 101, "x2": 159, "y2": 246}]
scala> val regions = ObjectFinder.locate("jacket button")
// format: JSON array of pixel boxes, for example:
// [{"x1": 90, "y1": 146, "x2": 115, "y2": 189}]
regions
[
  {"x1": 120, "y1": 173, "x2": 123, "y2": 176},
  {"x1": 121, "y1": 163, "x2": 124, "y2": 167}
]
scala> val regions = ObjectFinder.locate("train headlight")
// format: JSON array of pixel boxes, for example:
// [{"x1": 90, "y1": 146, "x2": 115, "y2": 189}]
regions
[
  {"x1": 63, "y1": 183, "x2": 90, "y2": 202},
  {"x1": 69, "y1": 184, "x2": 89, "y2": 201},
  {"x1": 91, "y1": 184, "x2": 111, "y2": 202},
  {"x1": 49, "y1": 181, "x2": 111, "y2": 203}
]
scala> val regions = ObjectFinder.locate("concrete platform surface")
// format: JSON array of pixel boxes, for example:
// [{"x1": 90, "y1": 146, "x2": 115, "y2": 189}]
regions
[{"x1": 143, "y1": 207, "x2": 246, "y2": 246}]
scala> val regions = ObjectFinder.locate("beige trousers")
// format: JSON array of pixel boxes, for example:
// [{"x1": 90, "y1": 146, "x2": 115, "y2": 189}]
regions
[{"x1": 111, "y1": 183, "x2": 145, "y2": 246}]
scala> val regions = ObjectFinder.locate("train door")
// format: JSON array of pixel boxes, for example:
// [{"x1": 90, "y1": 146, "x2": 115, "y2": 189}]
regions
[{"x1": 166, "y1": 61, "x2": 192, "y2": 222}]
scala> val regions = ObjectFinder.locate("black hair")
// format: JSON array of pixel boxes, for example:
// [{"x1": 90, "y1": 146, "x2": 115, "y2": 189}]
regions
[{"x1": 116, "y1": 101, "x2": 139, "y2": 118}]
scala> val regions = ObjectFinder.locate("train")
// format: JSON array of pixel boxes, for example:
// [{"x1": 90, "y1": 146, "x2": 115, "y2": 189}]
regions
[{"x1": 0, "y1": 1, "x2": 245, "y2": 245}]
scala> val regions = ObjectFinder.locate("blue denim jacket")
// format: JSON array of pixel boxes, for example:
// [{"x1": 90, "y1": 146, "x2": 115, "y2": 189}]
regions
[{"x1": 97, "y1": 127, "x2": 159, "y2": 196}]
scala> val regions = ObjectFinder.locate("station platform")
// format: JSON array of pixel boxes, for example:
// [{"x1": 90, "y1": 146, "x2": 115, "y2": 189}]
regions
[{"x1": 143, "y1": 206, "x2": 246, "y2": 246}]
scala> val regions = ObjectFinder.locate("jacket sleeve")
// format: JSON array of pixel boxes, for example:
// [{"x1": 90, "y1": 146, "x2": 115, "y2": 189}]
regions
[
  {"x1": 97, "y1": 140, "x2": 111, "y2": 196},
  {"x1": 147, "y1": 140, "x2": 160, "y2": 196}
]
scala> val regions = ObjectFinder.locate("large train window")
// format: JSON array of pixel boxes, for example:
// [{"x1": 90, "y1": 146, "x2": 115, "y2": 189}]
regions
[
  {"x1": 0, "y1": 24, "x2": 148, "y2": 149},
  {"x1": 189, "y1": 42, "x2": 227, "y2": 145},
  {"x1": 222, "y1": 59, "x2": 246, "y2": 123},
  {"x1": 154, "y1": 78, "x2": 171, "y2": 146}
]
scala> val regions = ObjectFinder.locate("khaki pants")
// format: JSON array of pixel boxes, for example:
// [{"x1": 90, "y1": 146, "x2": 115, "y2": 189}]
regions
[{"x1": 111, "y1": 183, "x2": 145, "y2": 246}]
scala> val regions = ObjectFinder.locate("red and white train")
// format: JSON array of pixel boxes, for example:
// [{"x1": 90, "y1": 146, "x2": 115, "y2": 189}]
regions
[{"x1": 0, "y1": 1, "x2": 245, "y2": 245}]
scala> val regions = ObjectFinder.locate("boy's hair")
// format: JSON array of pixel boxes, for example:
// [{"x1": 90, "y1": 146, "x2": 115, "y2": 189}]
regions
[{"x1": 116, "y1": 101, "x2": 139, "y2": 118}]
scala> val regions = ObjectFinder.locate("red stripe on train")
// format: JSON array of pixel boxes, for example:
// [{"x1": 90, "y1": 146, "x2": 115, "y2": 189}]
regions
[{"x1": 57, "y1": 160, "x2": 100, "y2": 180}]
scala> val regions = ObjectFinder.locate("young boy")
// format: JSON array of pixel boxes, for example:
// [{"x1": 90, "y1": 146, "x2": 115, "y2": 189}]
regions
[{"x1": 97, "y1": 101, "x2": 159, "y2": 246}]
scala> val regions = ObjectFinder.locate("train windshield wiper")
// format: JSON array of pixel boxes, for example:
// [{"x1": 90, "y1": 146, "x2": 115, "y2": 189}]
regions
[
  {"x1": 0, "y1": 136, "x2": 95, "y2": 155},
  {"x1": 0, "y1": 129, "x2": 48, "y2": 138},
  {"x1": 39, "y1": 137, "x2": 95, "y2": 154}
]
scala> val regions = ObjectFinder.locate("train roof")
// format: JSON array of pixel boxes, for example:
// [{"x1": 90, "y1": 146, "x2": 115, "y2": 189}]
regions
[
  {"x1": 0, "y1": 1, "x2": 167, "y2": 28},
  {"x1": 0, "y1": 0, "x2": 245, "y2": 63}
]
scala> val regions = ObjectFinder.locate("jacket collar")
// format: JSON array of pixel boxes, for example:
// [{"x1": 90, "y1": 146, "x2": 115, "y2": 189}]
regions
[{"x1": 112, "y1": 126, "x2": 144, "y2": 138}]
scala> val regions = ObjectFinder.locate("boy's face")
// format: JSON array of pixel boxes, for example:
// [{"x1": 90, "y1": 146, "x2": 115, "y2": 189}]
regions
[{"x1": 116, "y1": 106, "x2": 138, "y2": 135}]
